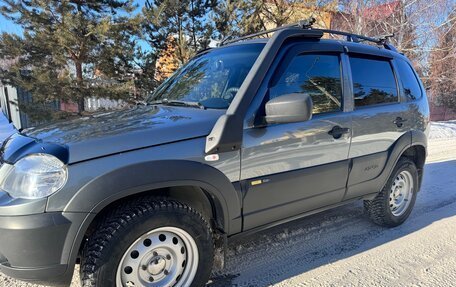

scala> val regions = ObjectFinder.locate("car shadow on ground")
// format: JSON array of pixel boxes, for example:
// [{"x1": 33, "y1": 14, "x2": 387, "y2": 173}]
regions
[{"x1": 207, "y1": 159, "x2": 456, "y2": 287}]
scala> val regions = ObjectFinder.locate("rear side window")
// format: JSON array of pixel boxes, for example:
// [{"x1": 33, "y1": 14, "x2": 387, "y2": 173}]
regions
[
  {"x1": 269, "y1": 54, "x2": 342, "y2": 114},
  {"x1": 350, "y1": 56, "x2": 398, "y2": 107},
  {"x1": 396, "y1": 59, "x2": 422, "y2": 100}
]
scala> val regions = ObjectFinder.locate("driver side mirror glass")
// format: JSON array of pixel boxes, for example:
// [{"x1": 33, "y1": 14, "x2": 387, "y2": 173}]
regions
[{"x1": 265, "y1": 93, "x2": 313, "y2": 124}]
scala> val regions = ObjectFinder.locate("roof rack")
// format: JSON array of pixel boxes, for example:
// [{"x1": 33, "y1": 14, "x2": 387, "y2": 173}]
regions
[
  {"x1": 221, "y1": 17, "x2": 397, "y2": 52},
  {"x1": 221, "y1": 18, "x2": 317, "y2": 46}
]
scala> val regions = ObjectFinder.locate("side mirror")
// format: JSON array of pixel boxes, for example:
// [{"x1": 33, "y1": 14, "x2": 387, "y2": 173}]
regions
[{"x1": 265, "y1": 93, "x2": 313, "y2": 124}]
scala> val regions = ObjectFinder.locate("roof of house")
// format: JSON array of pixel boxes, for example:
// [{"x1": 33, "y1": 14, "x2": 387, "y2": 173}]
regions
[{"x1": 362, "y1": 1, "x2": 401, "y2": 21}]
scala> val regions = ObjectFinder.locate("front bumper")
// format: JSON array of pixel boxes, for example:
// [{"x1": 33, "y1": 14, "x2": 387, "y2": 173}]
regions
[{"x1": 0, "y1": 211, "x2": 88, "y2": 286}]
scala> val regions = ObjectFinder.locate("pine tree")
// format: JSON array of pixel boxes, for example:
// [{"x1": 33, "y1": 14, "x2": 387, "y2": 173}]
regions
[
  {"x1": 211, "y1": 0, "x2": 241, "y2": 40},
  {"x1": 211, "y1": 0, "x2": 272, "y2": 42},
  {"x1": 142, "y1": 0, "x2": 216, "y2": 83},
  {"x1": 0, "y1": 0, "x2": 141, "y2": 119},
  {"x1": 212, "y1": 0, "x2": 334, "y2": 41}
]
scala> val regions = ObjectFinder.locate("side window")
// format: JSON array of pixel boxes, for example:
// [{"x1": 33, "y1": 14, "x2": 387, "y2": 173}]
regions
[
  {"x1": 269, "y1": 54, "x2": 342, "y2": 114},
  {"x1": 350, "y1": 56, "x2": 398, "y2": 107},
  {"x1": 396, "y1": 59, "x2": 423, "y2": 100}
]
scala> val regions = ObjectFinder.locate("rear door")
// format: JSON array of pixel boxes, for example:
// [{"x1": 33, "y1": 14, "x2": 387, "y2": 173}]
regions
[
  {"x1": 344, "y1": 52, "x2": 409, "y2": 200},
  {"x1": 241, "y1": 42, "x2": 352, "y2": 230}
]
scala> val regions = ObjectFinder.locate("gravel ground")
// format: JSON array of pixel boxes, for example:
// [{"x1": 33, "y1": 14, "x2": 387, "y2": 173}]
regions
[{"x1": 2, "y1": 121, "x2": 456, "y2": 287}]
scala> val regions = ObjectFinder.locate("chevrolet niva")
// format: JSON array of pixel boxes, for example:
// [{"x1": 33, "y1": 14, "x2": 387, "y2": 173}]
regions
[{"x1": 0, "y1": 21, "x2": 429, "y2": 287}]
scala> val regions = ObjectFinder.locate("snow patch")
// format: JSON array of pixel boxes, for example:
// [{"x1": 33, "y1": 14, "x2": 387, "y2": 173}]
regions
[{"x1": 429, "y1": 120, "x2": 456, "y2": 139}]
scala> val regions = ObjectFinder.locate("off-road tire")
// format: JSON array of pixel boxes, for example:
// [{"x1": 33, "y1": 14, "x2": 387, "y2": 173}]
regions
[
  {"x1": 364, "y1": 157, "x2": 419, "y2": 227},
  {"x1": 80, "y1": 198, "x2": 214, "y2": 287}
]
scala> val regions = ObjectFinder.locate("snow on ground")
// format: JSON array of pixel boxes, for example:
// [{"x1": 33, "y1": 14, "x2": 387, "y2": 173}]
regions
[
  {"x1": 429, "y1": 120, "x2": 456, "y2": 140},
  {"x1": 1, "y1": 121, "x2": 456, "y2": 287},
  {"x1": 427, "y1": 121, "x2": 456, "y2": 164}
]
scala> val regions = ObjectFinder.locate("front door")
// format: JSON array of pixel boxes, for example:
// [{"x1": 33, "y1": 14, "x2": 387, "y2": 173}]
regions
[{"x1": 241, "y1": 45, "x2": 352, "y2": 230}]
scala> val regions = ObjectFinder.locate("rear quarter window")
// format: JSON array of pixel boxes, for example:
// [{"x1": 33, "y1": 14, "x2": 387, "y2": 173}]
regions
[
  {"x1": 349, "y1": 56, "x2": 398, "y2": 108},
  {"x1": 396, "y1": 59, "x2": 423, "y2": 100}
]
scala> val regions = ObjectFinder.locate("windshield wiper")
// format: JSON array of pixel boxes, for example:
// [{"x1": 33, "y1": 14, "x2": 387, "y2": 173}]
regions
[{"x1": 149, "y1": 99, "x2": 205, "y2": 109}]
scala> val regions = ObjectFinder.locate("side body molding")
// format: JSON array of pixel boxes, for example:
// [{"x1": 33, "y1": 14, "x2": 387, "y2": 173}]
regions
[{"x1": 57, "y1": 160, "x2": 242, "y2": 235}]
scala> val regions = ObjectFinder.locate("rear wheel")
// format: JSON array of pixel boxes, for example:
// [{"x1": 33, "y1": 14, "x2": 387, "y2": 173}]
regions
[
  {"x1": 364, "y1": 158, "x2": 418, "y2": 227},
  {"x1": 81, "y1": 199, "x2": 214, "y2": 287}
]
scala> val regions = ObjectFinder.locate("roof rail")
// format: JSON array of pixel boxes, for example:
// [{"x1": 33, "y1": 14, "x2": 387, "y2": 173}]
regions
[
  {"x1": 220, "y1": 18, "x2": 317, "y2": 46},
  {"x1": 221, "y1": 17, "x2": 397, "y2": 52},
  {"x1": 314, "y1": 29, "x2": 397, "y2": 52}
]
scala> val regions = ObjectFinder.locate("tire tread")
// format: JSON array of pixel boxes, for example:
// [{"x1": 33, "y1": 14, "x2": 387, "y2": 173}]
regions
[
  {"x1": 80, "y1": 198, "x2": 213, "y2": 287},
  {"x1": 364, "y1": 157, "x2": 418, "y2": 227}
]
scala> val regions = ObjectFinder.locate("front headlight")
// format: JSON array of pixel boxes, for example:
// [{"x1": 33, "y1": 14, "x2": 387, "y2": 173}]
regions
[{"x1": 0, "y1": 154, "x2": 68, "y2": 199}]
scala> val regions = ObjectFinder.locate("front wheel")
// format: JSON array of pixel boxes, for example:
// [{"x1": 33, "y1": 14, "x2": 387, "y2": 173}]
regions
[
  {"x1": 364, "y1": 158, "x2": 419, "y2": 227},
  {"x1": 81, "y1": 199, "x2": 214, "y2": 287}
]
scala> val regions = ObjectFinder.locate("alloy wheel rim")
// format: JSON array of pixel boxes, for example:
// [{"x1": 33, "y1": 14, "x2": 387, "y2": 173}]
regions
[
  {"x1": 389, "y1": 170, "x2": 414, "y2": 217},
  {"x1": 116, "y1": 227, "x2": 199, "y2": 287}
]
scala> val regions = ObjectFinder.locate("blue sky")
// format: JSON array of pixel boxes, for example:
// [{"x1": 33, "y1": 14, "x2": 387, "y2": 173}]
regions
[
  {"x1": 0, "y1": 0, "x2": 147, "y2": 35},
  {"x1": 0, "y1": 13, "x2": 23, "y2": 35}
]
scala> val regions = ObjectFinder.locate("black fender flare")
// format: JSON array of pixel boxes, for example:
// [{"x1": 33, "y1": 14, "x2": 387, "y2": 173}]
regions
[
  {"x1": 411, "y1": 130, "x2": 428, "y2": 155},
  {"x1": 64, "y1": 160, "x2": 242, "y2": 234},
  {"x1": 59, "y1": 160, "x2": 242, "y2": 281},
  {"x1": 382, "y1": 130, "x2": 427, "y2": 189}
]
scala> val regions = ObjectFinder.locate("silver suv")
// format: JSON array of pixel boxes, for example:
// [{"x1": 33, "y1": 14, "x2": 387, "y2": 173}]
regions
[{"x1": 0, "y1": 21, "x2": 429, "y2": 287}]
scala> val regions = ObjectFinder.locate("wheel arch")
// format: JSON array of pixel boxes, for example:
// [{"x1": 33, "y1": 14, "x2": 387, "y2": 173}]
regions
[
  {"x1": 346, "y1": 131, "x2": 427, "y2": 200},
  {"x1": 62, "y1": 160, "x2": 241, "y2": 274},
  {"x1": 399, "y1": 144, "x2": 426, "y2": 189},
  {"x1": 82, "y1": 185, "x2": 224, "y2": 242},
  {"x1": 381, "y1": 131, "x2": 427, "y2": 191},
  {"x1": 64, "y1": 160, "x2": 242, "y2": 232}
]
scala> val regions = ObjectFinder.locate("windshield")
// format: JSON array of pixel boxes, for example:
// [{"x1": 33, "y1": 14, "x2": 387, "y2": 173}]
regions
[{"x1": 148, "y1": 43, "x2": 265, "y2": 109}]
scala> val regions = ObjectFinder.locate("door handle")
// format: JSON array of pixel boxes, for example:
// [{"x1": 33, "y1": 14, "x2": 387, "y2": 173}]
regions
[
  {"x1": 328, "y1": 125, "x2": 350, "y2": 139},
  {"x1": 393, "y1": 117, "x2": 407, "y2": 128}
]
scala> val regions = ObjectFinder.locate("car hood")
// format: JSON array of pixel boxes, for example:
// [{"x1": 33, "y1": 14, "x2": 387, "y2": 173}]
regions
[{"x1": 23, "y1": 105, "x2": 225, "y2": 163}]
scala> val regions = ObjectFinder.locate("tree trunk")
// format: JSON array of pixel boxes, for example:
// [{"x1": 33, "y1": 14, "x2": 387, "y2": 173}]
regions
[
  {"x1": 177, "y1": 16, "x2": 187, "y2": 65},
  {"x1": 190, "y1": 0, "x2": 198, "y2": 52},
  {"x1": 75, "y1": 60, "x2": 85, "y2": 114},
  {"x1": 75, "y1": 1, "x2": 85, "y2": 114}
]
